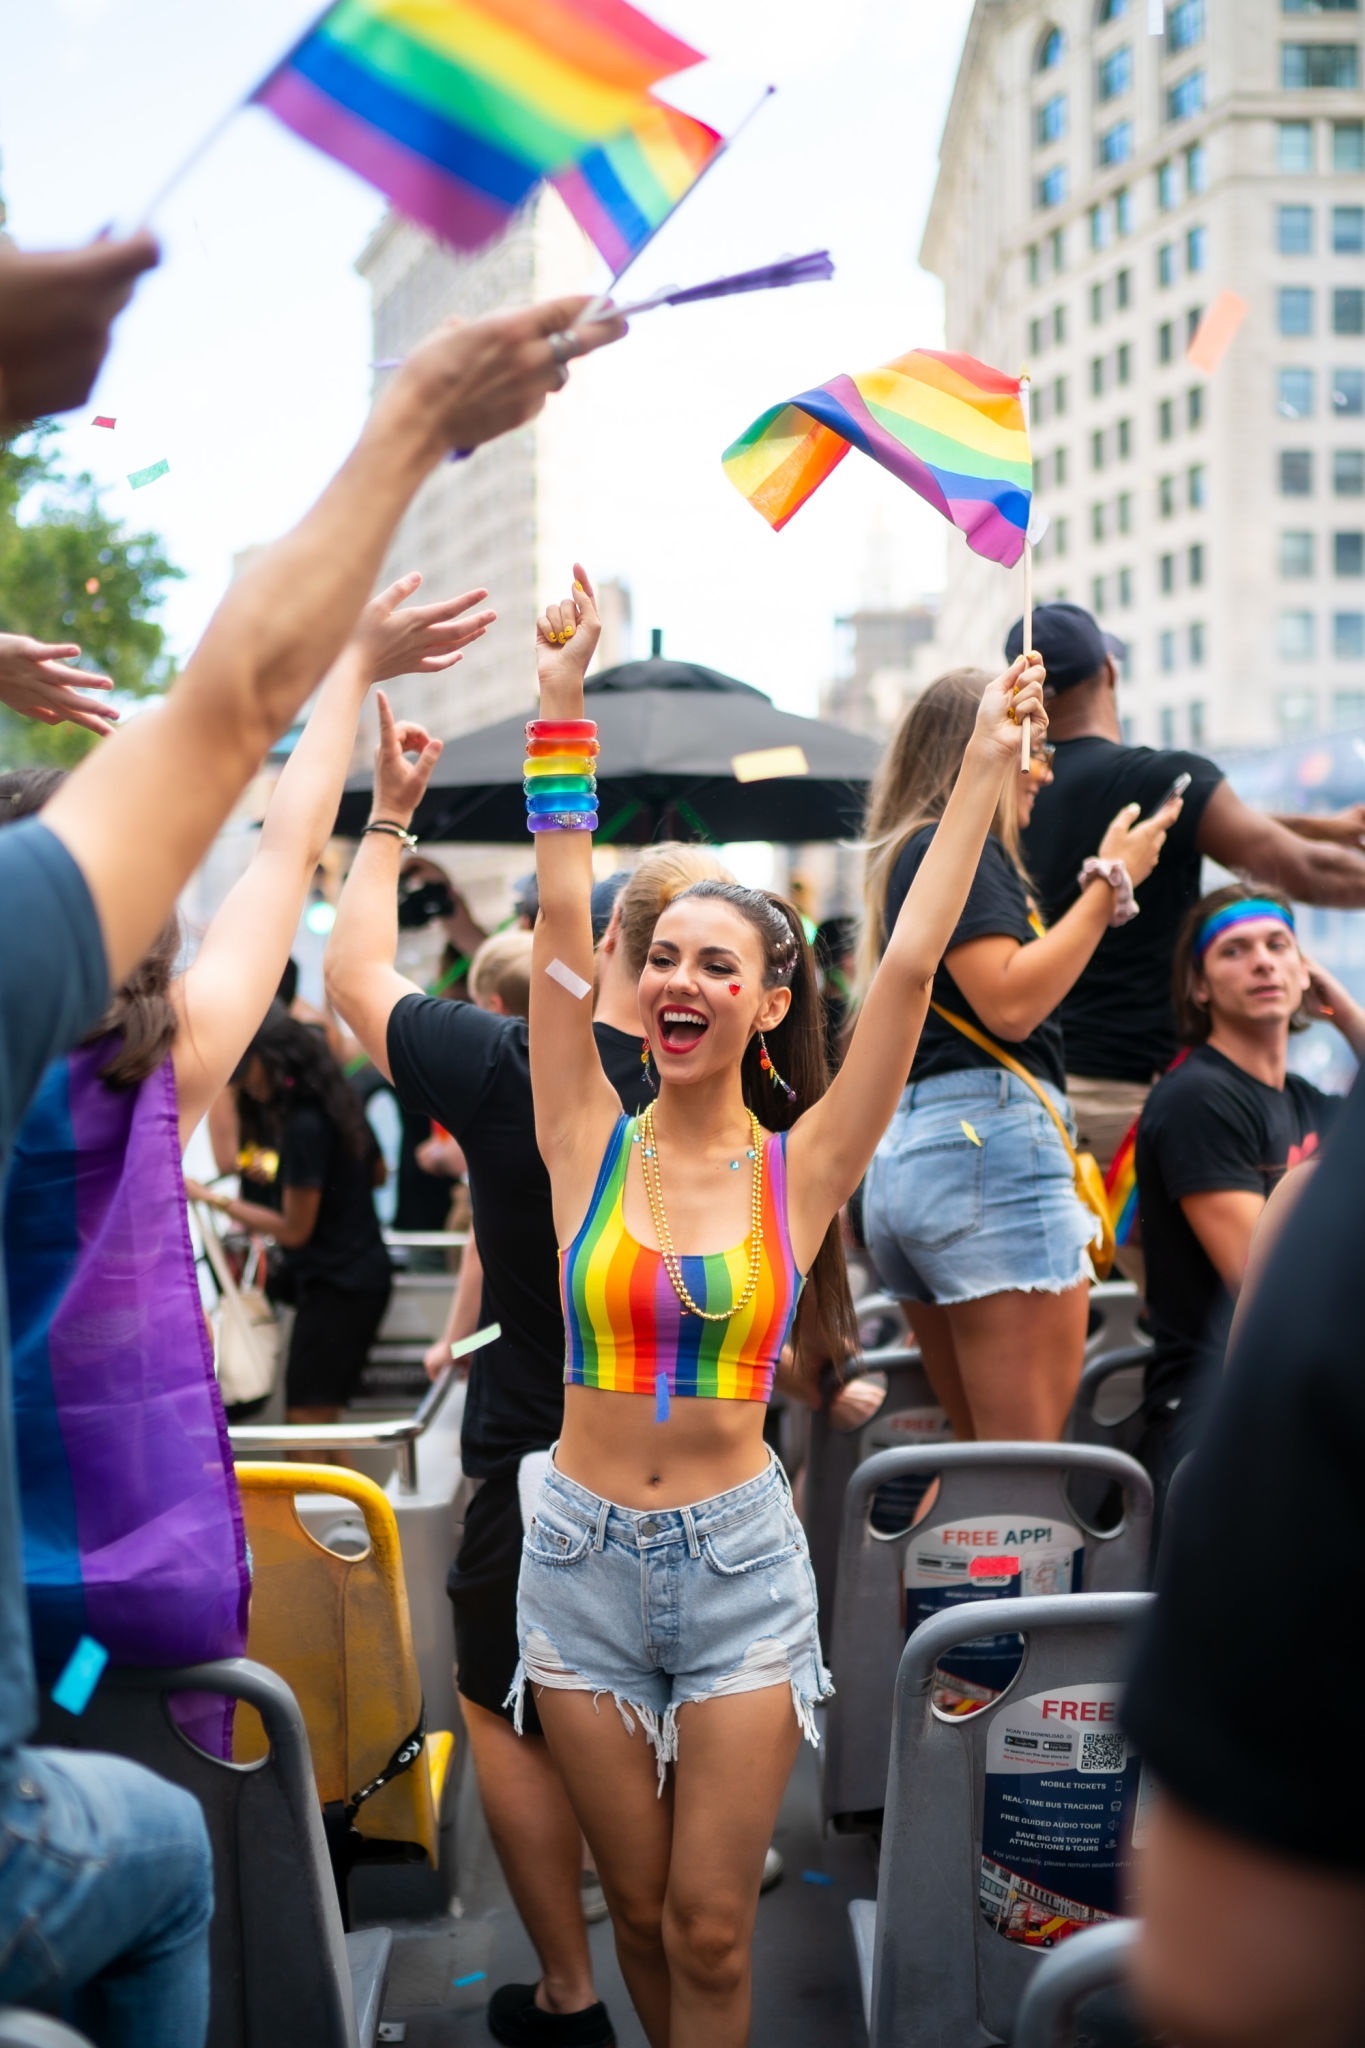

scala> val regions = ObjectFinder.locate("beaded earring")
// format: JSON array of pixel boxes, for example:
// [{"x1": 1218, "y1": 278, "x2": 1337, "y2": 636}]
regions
[
  {"x1": 757, "y1": 1032, "x2": 797, "y2": 1103},
  {"x1": 639, "y1": 1038, "x2": 658, "y2": 1092}
]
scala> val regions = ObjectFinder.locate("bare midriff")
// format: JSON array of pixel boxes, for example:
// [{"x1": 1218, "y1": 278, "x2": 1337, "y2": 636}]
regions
[{"x1": 555, "y1": 1383, "x2": 772, "y2": 1509}]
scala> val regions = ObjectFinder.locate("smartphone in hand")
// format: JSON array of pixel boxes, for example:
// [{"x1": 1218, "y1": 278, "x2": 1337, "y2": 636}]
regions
[{"x1": 1151, "y1": 771, "x2": 1191, "y2": 815}]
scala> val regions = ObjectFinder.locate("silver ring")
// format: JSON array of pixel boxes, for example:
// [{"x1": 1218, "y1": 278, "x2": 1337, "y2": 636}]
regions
[
  {"x1": 551, "y1": 361, "x2": 569, "y2": 390},
  {"x1": 548, "y1": 330, "x2": 576, "y2": 366}
]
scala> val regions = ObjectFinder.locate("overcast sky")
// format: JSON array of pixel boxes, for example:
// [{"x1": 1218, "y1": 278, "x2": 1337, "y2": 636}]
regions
[{"x1": 2, "y1": 0, "x2": 974, "y2": 715}]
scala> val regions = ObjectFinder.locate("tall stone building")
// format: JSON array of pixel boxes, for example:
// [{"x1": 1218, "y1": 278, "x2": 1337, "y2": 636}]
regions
[{"x1": 921, "y1": 0, "x2": 1364, "y2": 747}]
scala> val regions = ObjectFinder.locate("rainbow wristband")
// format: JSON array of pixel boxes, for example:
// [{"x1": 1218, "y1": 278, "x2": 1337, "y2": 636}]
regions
[
  {"x1": 526, "y1": 718, "x2": 598, "y2": 744},
  {"x1": 523, "y1": 777, "x2": 597, "y2": 799},
  {"x1": 527, "y1": 789, "x2": 596, "y2": 816},
  {"x1": 524, "y1": 718, "x2": 601, "y2": 834},
  {"x1": 528, "y1": 811, "x2": 598, "y2": 832},
  {"x1": 523, "y1": 753, "x2": 599, "y2": 778}
]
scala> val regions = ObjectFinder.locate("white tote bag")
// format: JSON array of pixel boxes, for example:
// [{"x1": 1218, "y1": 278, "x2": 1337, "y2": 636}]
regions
[{"x1": 196, "y1": 1201, "x2": 283, "y2": 1408}]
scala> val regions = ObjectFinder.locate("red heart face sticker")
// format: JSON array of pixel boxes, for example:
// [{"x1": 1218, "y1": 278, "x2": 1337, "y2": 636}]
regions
[{"x1": 728, "y1": 983, "x2": 742, "y2": 995}]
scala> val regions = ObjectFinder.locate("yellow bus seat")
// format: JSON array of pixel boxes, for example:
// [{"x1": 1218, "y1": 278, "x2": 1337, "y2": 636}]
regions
[{"x1": 233, "y1": 1462, "x2": 453, "y2": 1870}]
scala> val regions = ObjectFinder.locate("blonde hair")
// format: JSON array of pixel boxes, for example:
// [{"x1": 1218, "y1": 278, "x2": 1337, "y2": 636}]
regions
[
  {"x1": 855, "y1": 667, "x2": 1024, "y2": 1002},
  {"x1": 468, "y1": 930, "x2": 534, "y2": 1018},
  {"x1": 616, "y1": 842, "x2": 737, "y2": 979}
]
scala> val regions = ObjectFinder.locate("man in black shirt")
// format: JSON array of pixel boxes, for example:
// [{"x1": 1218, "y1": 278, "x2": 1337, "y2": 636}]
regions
[
  {"x1": 1125, "y1": 1062, "x2": 1365, "y2": 2048},
  {"x1": 1013, "y1": 603, "x2": 1365, "y2": 1189},
  {"x1": 1133, "y1": 884, "x2": 1364, "y2": 1500}
]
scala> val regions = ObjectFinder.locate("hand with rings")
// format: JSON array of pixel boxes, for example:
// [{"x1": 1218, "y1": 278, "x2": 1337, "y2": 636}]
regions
[{"x1": 547, "y1": 330, "x2": 578, "y2": 389}]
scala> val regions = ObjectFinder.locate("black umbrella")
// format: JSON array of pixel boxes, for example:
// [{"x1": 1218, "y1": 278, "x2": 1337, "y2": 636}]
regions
[{"x1": 336, "y1": 652, "x2": 883, "y2": 844}]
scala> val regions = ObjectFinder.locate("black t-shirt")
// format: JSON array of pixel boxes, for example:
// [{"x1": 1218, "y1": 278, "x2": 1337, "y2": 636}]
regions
[
  {"x1": 387, "y1": 999, "x2": 649, "y2": 1480},
  {"x1": 1022, "y1": 738, "x2": 1223, "y2": 1083},
  {"x1": 1136, "y1": 1045, "x2": 1337, "y2": 1408},
  {"x1": 1124, "y1": 1068, "x2": 1365, "y2": 1871},
  {"x1": 278, "y1": 1102, "x2": 392, "y2": 1295},
  {"x1": 887, "y1": 827, "x2": 1065, "y2": 1093}
]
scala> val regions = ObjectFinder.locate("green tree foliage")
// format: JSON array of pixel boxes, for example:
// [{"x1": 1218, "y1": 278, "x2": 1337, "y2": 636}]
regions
[{"x1": 0, "y1": 425, "x2": 182, "y2": 767}]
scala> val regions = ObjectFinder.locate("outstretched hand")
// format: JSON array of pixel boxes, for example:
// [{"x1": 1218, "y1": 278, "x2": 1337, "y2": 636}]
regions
[
  {"x1": 535, "y1": 563, "x2": 600, "y2": 717},
  {"x1": 0, "y1": 632, "x2": 119, "y2": 735},
  {"x1": 396, "y1": 298, "x2": 626, "y2": 461},
  {"x1": 354, "y1": 572, "x2": 496, "y2": 682},
  {"x1": 0, "y1": 232, "x2": 159, "y2": 426},
  {"x1": 371, "y1": 690, "x2": 443, "y2": 825},
  {"x1": 972, "y1": 653, "x2": 1048, "y2": 767}
]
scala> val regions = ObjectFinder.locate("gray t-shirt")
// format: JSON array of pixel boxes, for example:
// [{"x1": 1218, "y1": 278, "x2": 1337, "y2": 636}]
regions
[{"x1": 0, "y1": 822, "x2": 107, "y2": 1773}]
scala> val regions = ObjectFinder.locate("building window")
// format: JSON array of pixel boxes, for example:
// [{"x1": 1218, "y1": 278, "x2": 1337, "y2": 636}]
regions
[
  {"x1": 1333, "y1": 288, "x2": 1365, "y2": 333},
  {"x1": 1280, "y1": 609, "x2": 1317, "y2": 659},
  {"x1": 1092, "y1": 501, "x2": 1107, "y2": 541},
  {"x1": 1090, "y1": 203, "x2": 1112, "y2": 251},
  {"x1": 1158, "y1": 397, "x2": 1175, "y2": 440},
  {"x1": 1188, "y1": 462, "x2": 1207, "y2": 506},
  {"x1": 1037, "y1": 24, "x2": 1066, "y2": 70},
  {"x1": 1160, "y1": 551, "x2": 1176, "y2": 592},
  {"x1": 1091, "y1": 281, "x2": 1105, "y2": 324},
  {"x1": 1334, "y1": 611, "x2": 1365, "y2": 658},
  {"x1": 1055, "y1": 445, "x2": 1070, "y2": 484},
  {"x1": 1158, "y1": 242, "x2": 1178, "y2": 286},
  {"x1": 1098, "y1": 0, "x2": 1130, "y2": 18},
  {"x1": 1336, "y1": 532, "x2": 1365, "y2": 575},
  {"x1": 1189, "y1": 622, "x2": 1207, "y2": 664},
  {"x1": 1279, "y1": 287, "x2": 1314, "y2": 335},
  {"x1": 1333, "y1": 691, "x2": 1365, "y2": 724},
  {"x1": 1117, "y1": 342, "x2": 1133, "y2": 383},
  {"x1": 1280, "y1": 529, "x2": 1316, "y2": 576},
  {"x1": 1036, "y1": 93, "x2": 1068, "y2": 146},
  {"x1": 1334, "y1": 367, "x2": 1365, "y2": 414},
  {"x1": 1335, "y1": 121, "x2": 1365, "y2": 170},
  {"x1": 1336, "y1": 451, "x2": 1365, "y2": 494},
  {"x1": 1099, "y1": 45, "x2": 1133, "y2": 100},
  {"x1": 1115, "y1": 186, "x2": 1134, "y2": 235},
  {"x1": 1281, "y1": 448, "x2": 1315, "y2": 493},
  {"x1": 1278, "y1": 203, "x2": 1315, "y2": 254},
  {"x1": 1159, "y1": 705, "x2": 1177, "y2": 745},
  {"x1": 1279, "y1": 120, "x2": 1314, "y2": 172},
  {"x1": 1119, "y1": 566, "x2": 1134, "y2": 605},
  {"x1": 1115, "y1": 266, "x2": 1131, "y2": 308},
  {"x1": 1092, "y1": 575, "x2": 1107, "y2": 612},
  {"x1": 1118, "y1": 416, "x2": 1133, "y2": 456},
  {"x1": 1333, "y1": 205, "x2": 1365, "y2": 252},
  {"x1": 1187, "y1": 386, "x2": 1205, "y2": 428},
  {"x1": 1279, "y1": 366, "x2": 1316, "y2": 417},
  {"x1": 1282, "y1": 42, "x2": 1359, "y2": 87},
  {"x1": 1168, "y1": 0, "x2": 1205, "y2": 51},
  {"x1": 1117, "y1": 490, "x2": 1133, "y2": 531},
  {"x1": 1054, "y1": 374, "x2": 1070, "y2": 415},
  {"x1": 1157, "y1": 159, "x2": 1180, "y2": 210},
  {"x1": 1028, "y1": 243, "x2": 1043, "y2": 286},
  {"x1": 1158, "y1": 319, "x2": 1174, "y2": 363},
  {"x1": 1167, "y1": 70, "x2": 1206, "y2": 120},
  {"x1": 1160, "y1": 474, "x2": 1177, "y2": 516},
  {"x1": 1055, "y1": 516, "x2": 1070, "y2": 555},
  {"x1": 1186, "y1": 224, "x2": 1208, "y2": 272},
  {"x1": 1186, "y1": 141, "x2": 1209, "y2": 193},
  {"x1": 1051, "y1": 225, "x2": 1067, "y2": 271},
  {"x1": 1279, "y1": 690, "x2": 1318, "y2": 735},
  {"x1": 1091, "y1": 354, "x2": 1106, "y2": 396},
  {"x1": 1189, "y1": 699, "x2": 1206, "y2": 745},
  {"x1": 1099, "y1": 119, "x2": 1134, "y2": 166},
  {"x1": 1283, "y1": 0, "x2": 1362, "y2": 10},
  {"x1": 1029, "y1": 316, "x2": 1045, "y2": 355},
  {"x1": 1159, "y1": 632, "x2": 1177, "y2": 673},
  {"x1": 1053, "y1": 302, "x2": 1068, "y2": 343},
  {"x1": 1037, "y1": 165, "x2": 1069, "y2": 209},
  {"x1": 1092, "y1": 428, "x2": 1107, "y2": 470},
  {"x1": 1189, "y1": 541, "x2": 1205, "y2": 584}
]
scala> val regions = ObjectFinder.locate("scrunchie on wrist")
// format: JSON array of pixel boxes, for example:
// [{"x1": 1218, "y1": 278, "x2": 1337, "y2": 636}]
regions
[{"x1": 1078, "y1": 855, "x2": 1139, "y2": 927}]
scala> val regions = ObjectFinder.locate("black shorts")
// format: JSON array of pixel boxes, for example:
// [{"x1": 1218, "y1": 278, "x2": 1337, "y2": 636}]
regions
[
  {"x1": 285, "y1": 1281, "x2": 390, "y2": 1410},
  {"x1": 449, "y1": 1472, "x2": 542, "y2": 1735}
]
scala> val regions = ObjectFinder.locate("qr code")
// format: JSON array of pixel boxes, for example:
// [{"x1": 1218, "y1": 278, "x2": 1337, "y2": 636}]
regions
[{"x1": 1078, "y1": 1729, "x2": 1127, "y2": 1774}]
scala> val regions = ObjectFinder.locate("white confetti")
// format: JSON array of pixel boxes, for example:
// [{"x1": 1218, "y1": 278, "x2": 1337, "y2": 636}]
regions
[
  {"x1": 546, "y1": 957, "x2": 592, "y2": 1000},
  {"x1": 448, "y1": 1322, "x2": 501, "y2": 1363},
  {"x1": 731, "y1": 745, "x2": 810, "y2": 783}
]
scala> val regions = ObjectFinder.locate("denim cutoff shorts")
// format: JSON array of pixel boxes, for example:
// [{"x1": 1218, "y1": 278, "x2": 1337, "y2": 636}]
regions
[
  {"x1": 509, "y1": 1450, "x2": 832, "y2": 1791},
  {"x1": 862, "y1": 1068, "x2": 1094, "y2": 1307}
]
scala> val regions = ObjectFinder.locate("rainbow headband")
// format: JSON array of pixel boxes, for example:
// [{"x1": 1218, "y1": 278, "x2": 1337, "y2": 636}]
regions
[{"x1": 1195, "y1": 899, "x2": 1296, "y2": 959}]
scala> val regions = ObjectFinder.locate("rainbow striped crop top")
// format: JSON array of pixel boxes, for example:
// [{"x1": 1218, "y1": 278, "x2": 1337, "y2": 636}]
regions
[{"x1": 561, "y1": 1115, "x2": 803, "y2": 1404}]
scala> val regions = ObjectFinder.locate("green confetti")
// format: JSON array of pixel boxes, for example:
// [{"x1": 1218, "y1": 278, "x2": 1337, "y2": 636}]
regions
[{"x1": 127, "y1": 459, "x2": 169, "y2": 490}]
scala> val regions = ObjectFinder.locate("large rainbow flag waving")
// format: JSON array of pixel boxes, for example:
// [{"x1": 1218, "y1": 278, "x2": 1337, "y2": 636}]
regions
[
  {"x1": 723, "y1": 349, "x2": 1033, "y2": 568},
  {"x1": 553, "y1": 95, "x2": 722, "y2": 272},
  {"x1": 254, "y1": 0, "x2": 704, "y2": 253}
]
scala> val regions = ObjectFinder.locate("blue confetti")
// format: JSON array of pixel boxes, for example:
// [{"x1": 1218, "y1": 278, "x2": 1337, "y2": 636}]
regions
[
  {"x1": 452, "y1": 1972, "x2": 486, "y2": 1989},
  {"x1": 52, "y1": 1635, "x2": 109, "y2": 1715},
  {"x1": 801, "y1": 1869, "x2": 834, "y2": 1886},
  {"x1": 654, "y1": 1371, "x2": 670, "y2": 1424}
]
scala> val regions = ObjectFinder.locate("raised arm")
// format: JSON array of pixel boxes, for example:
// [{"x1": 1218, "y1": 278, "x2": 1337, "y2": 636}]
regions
[
  {"x1": 39, "y1": 297, "x2": 623, "y2": 990},
  {"x1": 527, "y1": 567, "x2": 623, "y2": 1238},
  {"x1": 324, "y1": 691, "x2": 446, "y2": 1080},
  {"x1": 1199, "y1": 782, "x2": 1365, "y2": 907},
  {"x1": 172, "y1": 574, "x2": 493, "y2": 1141},
  {"x1": 788, "y1": 657, "x2": 1047, "y2": 1225}
]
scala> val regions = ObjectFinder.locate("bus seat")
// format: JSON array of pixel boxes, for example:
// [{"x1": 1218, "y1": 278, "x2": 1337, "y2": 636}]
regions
[
  {"x1": 233, "y1": 1464, "x2": 454, "y2": 1875},
  {"x1": 1012, "y1": 1917, "x2": 1142, "y2": 2048},
  {"x1": 36, "y1": 1657, "x2": 390, "y2": 2048},
  {"x1": 1068, "y1": 1347, "x2": 1150, "y2": 1462},
  {"x1": 858, "y1": 1593, "x2": 1153, "y2": 2047},
  {"x1": 0, "y1": 2017, "x2": 97, "y2": 2047},
  {"x1": 823, "y1": 1444, "x2": 1153, "y2": 1831},
  {"x1": 1083, "y1": 1282, "x2": 1149, "y2": 1363}
]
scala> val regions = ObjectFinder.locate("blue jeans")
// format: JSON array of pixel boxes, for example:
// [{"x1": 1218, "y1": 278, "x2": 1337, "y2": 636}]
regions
[{"x1": 0, "y1": 1746, "x2": 212, "y2": 2048}]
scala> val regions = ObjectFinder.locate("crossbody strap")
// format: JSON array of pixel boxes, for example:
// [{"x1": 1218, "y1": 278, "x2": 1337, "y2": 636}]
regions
[{"x1": 929, "y1": 1003, "x2": 1080, "y2": 1171}]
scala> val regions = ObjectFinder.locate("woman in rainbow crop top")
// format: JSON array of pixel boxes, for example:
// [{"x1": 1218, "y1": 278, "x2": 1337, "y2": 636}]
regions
[{"x1": 519, "y1": 565, "x2": 1047, "y2": 2048}]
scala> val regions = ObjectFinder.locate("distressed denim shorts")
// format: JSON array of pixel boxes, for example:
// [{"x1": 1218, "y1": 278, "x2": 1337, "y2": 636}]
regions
[
  {"x1": 509, "y1": 1450, "x2": 832, "y2": 1791},
  {"x1": 863, "y1": 1069, "x2": 1094, "y2": 1307}
]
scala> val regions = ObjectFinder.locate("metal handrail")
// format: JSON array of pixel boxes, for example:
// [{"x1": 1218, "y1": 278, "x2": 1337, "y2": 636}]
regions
[{"x1": 229, "y1": 1363, "x2": 459, "y2": 1495}]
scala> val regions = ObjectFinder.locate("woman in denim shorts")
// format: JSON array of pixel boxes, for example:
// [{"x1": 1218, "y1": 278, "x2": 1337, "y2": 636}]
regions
[
  {"x1": 521, "y1": 573, "x2": 1046, "y2": 2048},
  {"x1": 859, "y1": 667, "x2": 1176, "y2": 1443}
]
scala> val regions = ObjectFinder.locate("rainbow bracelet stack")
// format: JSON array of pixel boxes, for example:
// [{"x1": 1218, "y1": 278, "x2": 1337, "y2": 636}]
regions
[{"x1": 524, "y1": 718, "x2": 599, "y2": 833}]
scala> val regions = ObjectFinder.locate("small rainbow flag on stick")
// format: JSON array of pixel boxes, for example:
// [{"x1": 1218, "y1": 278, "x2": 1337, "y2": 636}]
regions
[
  {"x1": 253, "y1": 0, "x2": 704, "y2": 253},
  {"x1": 554, "y1": 95, "x2": 722, "y2": 271},
  {"x1": 723, "y1": 349, "x2": 1033, "y2": 568}
]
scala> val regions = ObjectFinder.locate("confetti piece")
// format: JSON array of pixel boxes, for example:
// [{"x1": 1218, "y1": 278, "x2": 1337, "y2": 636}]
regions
[
  {"x1": 960, "y1": 1120, "x2": 982, "y2": 1148},
  {"x1": 452, "y1": 1972, "x2": 486, "y2": 1989},
  {"x1": 52, "y1": 1635, "x2": 109, "y2": 1715},
  {"x1": 546, "y1": 956, "x2": 592, "y2": 1001},
  {"x1": 1353, "y1": 739, "x2": 1365, "y2": 763},
  {"x1": 969, "y1": 1554, "x2": 1020, "y2": 1580},
  {"x1": 1147, "y1": 0, "x2": 1163, "y2": 28},
  {"x1": 731, "y1": 745, "x2": 810, "y2": 783},
  {"x1": 127, "y1": 459, "x2": 169, "y2": 490},
  {"x1": 655, "y1": 1370, "x2": 671, "y2": 1424},
  {"x1": 1026, "y1": 504, "x2": 1051, "y2": 547},
  {"x1": 1186, "y1": 291, "x2": 1248, "y2": 376},
  {"x1": 801, "y1": 1870, "x2": 834, "y2": 1886},
  {"x1": 92, "y1": 415, "x2": 115, "y2": 429},
  {"x1": 85, "y1": 578, "x2": 100, "y2": 595},
  {"x1": 448, "y1": 1322, "x2": 501, "y2": 1363},
  {"x1": 371, "y1": 357, "x2": 403, "y2": 370}
]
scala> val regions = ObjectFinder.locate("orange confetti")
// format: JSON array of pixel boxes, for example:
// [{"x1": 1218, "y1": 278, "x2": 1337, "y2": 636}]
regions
[
  {"x1": 1186, "y1": 291, "x2": 1248, "y2": 375},
  {"x1": 85, "y1": 578, "x2": 100, "y2": 595}
]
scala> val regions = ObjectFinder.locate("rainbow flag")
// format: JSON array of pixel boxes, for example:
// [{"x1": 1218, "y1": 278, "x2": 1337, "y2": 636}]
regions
[
  {"x1": 1104, "y1": 1125, "x2": 1139, "y2": 1247},
  {"x1": 723, "y1": 349, "x2": 1033, "y2": 568},
  {"x1": 254, "y1": 0, "x2": 704, "y2": 253},
  {"x1": 553, "y1": 95, "x2": 722, "y2": 271}
]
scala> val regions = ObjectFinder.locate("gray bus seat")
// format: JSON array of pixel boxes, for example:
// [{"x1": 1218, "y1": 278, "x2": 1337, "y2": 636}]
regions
[
  {"x1": 855, "y1": 1294, "x2": 910, "y2": 1353},
  {"x1": 860, "y1": 1592, "x2": 1153, "y2": 2047},
  {"x1": 823, "y1": 1445, "x2": 1153, "y2": 1830},
  {"x1": 1012, "y1": 1918, "x2": 1142, "y2": 2048},
  {"x1": 36, "y1": 1659, "x2": 390, "y2": 2048},
  {"x1": 0, "y1": 2018, "x2": 96, "y2": 2048},
  {"x1": 1083, "y1": 1283, "x2": 1148, "y2": 1363},
  {"x1": 803, "y1": 1348, "x2": 951, "y2": 1651},
  {"x1": 1068, "y1": 1348, "x2": 1149, "y2": 1462}
]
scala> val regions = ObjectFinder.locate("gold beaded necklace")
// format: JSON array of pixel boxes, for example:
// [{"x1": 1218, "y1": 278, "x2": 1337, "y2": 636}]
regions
[{"x1": 637, "y1": 1099, "x2": 766, "y2": 1321}]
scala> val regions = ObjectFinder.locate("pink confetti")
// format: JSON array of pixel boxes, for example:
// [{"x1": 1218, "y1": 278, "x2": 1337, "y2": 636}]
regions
[{"x1": 92, "y1": 415, "x2": 116, "y2": 429}]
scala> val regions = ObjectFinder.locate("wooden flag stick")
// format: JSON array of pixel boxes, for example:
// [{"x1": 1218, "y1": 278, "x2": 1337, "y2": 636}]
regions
[{"x1": 1019, "y1": 374, "x2": 1033, "y2": 771}]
